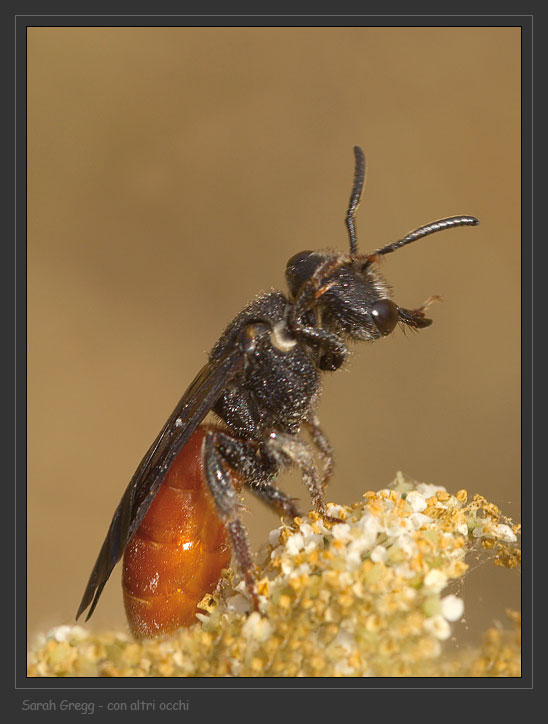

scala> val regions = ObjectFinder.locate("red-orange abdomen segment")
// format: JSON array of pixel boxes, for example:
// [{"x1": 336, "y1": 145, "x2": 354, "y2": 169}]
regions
[{"x1": 122, "y1": 426, "x2": 231, "y2": 638}]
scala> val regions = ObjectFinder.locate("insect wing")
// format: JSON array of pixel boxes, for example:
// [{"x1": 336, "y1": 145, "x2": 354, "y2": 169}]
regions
[{"x1": 76, "y1": 350, "x2": 245, "y2": 621}]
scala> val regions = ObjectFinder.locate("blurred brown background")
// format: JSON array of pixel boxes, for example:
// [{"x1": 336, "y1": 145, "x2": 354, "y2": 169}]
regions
[{"x1": 28, "y1": 27, "x2": 521, "y2": 646}]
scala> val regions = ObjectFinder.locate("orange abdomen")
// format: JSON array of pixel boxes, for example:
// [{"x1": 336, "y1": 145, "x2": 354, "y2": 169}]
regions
[{"x1": 122, "y1": 426, "x2": 231, "y2": 638}]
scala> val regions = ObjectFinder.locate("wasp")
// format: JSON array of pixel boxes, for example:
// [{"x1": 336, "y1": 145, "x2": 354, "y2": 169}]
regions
[{"x1": 77, "y1": 147, "x2": 478, "y2": 638}]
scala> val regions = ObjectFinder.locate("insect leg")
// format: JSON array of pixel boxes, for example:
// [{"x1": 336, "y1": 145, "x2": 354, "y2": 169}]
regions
[
  {"x1": 264, "y1": 431, "x2": 327, "y2": 516},
  {"x1": 212, "y1": 430, "x2": 301, "y2": 519},
  {"x1": 290, "y1": 256, "x2": 351, "y2": 319},
  {"x1": 248, "y1": 484, "x2": 301, "y2": 520},
  {"x1": 303, "y1": 414, "x2": 334, "y2": 486},
  {"x1": 202, "y1": 431, "x2": 259, "y2": 608},
  {"x1": 226, "y1": 518, "x2": 259, "y2": 609},
  {"x1": 293, "y1": 325, "x2": 348, "y2": 371}
]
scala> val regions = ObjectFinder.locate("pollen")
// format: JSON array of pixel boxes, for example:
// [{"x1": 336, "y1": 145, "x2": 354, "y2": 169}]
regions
[{"x1": 456, "y1": 489, "x2": 468, "y2": 503}]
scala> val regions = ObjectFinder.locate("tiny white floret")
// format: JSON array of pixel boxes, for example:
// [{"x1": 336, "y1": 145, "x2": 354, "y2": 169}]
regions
[
  {"x1": 406, "y1": 491, "x2": 427, "y2": 512},
  {"x1": 493, "y1": 523, "x2": 517, "y2": 543},
  {"x1": 242, "y1": 611, "x2": 273, "y2": 642},
  {"x1": 332, "y1": 523, "x2": 351, "y2": 541},
  {"x1": 331, "y1": 628, "x2": 356, "y2": 653},
  {"x1": 281, "y1": 558, "x2": 296, "y2": 575},
  {"x1": 357, "y1": 513, "x2": 382, "y2": 545},
  {"x1": 346, "y1": 550, "x2": 362, "y2": 569},
  {"x1": 370, "y1": 545, "x2": 387, "y2": 563},
  {"x1": 416, "y1": 483, "x2": 446, "y2": 499},
  {"x1": 226, "y1": 592, "x2": 252, "y2": 615},
  {"x1": 424, "y1": 615, "x2": 452, "y2": 640},
  {"x1": 304, "y1": 534, "x2": 324, "y2": 553},
  {"x1": 327, "y1": 503, "x2": 345, "y2": 518},
  {"x1": 410, "y1": 512, "x2": 432, "y2": 529},
  {"x1": 394, "y1": 534, "x2": 417, "y2": 558},
  {"x1": 50, "y1": 625, "x2": 88, "y2": 642},
  {"x1": 286, "y1": 533, "x2": 304, "y2": 555},
  {"x1": 441, "y1": 594, "x2": 464, "y2": 622},
  {"x1": 423, "y1": 569, "x2": 448, "y2": 593},
  {"x1": 172, "y1": 651, "x2": 185, "y2": 667}
]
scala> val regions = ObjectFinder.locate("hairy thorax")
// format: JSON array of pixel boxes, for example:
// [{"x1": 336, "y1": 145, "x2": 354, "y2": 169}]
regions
[{"x1": 210, "y1": 291, "x2": 321, "y2": 439}]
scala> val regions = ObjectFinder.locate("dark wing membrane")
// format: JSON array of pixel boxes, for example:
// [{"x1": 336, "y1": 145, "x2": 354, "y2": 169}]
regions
[{"x1": 76, "y1": 350, "x2": 245, "y2": 622}]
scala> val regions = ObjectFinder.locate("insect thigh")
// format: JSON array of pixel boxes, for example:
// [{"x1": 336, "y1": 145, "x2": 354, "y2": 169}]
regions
[{"x1": 207, "y1": 428, "x2": 300, "y2": 519}]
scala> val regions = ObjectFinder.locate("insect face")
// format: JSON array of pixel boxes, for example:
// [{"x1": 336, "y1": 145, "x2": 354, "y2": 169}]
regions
[{"x1": 287, "y1": 252, "x2": 399, "y2": 343}]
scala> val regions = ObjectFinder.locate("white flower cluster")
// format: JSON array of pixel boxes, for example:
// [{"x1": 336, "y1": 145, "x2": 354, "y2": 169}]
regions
[
  {"x1": 203, "y1": 477, "x2": 518, "y2": 657},
  {"x1": 266, "y1": 482, "x2": 468, "y2": 641}
]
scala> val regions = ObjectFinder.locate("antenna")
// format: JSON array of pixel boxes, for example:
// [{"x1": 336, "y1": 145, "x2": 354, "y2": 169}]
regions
[
  {"x1": 373, "y1": 215, "x2": 479, "y2": 258},
  {"x1": 345, "y1": 146, "x2": 366, "y2": 255}
]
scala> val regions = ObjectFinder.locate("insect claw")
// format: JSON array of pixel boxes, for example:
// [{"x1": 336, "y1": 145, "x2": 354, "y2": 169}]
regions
[
  {"x1": 322, "y1": 513, "x2": 345, "y2": 525},
  {"x1": 286, "y1": 497, "x2": 302, "y2": 517},
  {"x1": 243, "y1": 569, "x2": 261, "y2": 611}
]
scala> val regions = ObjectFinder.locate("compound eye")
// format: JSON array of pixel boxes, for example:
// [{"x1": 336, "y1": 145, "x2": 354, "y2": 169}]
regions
[
  {"x1": 371, "y1": 299, "x2": 399, "y2": 336},
  {"x1": 286, "y1": 251, "x2": 323, "y2": 297}
]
